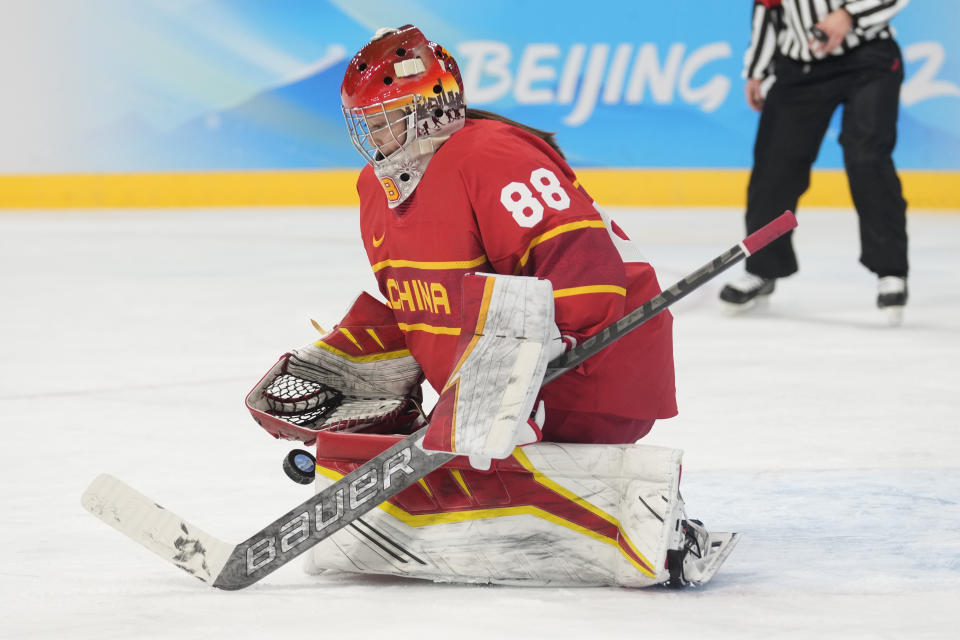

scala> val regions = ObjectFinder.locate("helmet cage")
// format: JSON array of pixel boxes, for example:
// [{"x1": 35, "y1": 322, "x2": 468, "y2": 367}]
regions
[
  {"x1": 343, "y1": 94, "x2": 422, "y2": 168},
  {"x1": 340, "y1": 26, "x2": 466, "y2": 206}
]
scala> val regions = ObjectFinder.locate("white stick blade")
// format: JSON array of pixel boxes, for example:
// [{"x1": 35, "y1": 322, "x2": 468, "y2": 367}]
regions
[{"x1": 81, "y1": 473, "x2": 235, "y2": 584}]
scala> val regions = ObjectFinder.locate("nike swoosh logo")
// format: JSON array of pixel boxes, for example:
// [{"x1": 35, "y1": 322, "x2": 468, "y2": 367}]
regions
[{"x1": 372, "y1": 233, "x2": 385, "y2": 247}]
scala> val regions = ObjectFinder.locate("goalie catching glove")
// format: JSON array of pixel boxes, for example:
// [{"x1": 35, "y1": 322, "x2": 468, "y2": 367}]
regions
[
  {"x1": 421, "y1": 273, "x2": 562, "y2": 470},
  {"x1": 246, "y1": 292, "x2": 424, "y2": 444}
]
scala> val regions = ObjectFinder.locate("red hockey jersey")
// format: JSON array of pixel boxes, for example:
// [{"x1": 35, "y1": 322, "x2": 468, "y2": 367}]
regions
[{"x1": 357, "y1": 118, "x2": 676, "y2": 443}]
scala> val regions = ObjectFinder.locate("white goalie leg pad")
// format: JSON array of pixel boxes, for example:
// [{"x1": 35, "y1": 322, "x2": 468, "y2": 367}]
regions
[
  {"x1": 421, "y1": 273, "x2": 554, "y2": 467},
  {"x1": 306, "y1": 442, "x2": 716, "y2": 587}
]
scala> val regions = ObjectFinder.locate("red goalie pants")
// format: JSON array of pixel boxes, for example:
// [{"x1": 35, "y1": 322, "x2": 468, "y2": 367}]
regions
[{"x1": 542, "y1": 408, "x2": 655, "y2": 444}]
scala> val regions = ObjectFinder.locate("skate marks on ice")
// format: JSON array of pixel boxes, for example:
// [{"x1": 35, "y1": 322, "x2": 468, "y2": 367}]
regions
[
  {"x1": 297, "y1": 467, "x2": 960, "y2": 595},
  {"x1": 684, "y1": 467, "x2": 960, "y2": 593}
]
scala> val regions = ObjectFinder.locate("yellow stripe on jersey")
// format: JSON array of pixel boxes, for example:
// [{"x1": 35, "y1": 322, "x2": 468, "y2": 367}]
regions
[
  {"x1": 397, "y1": 322, "x2": 462, "y2": 335},
  {"x1": 371, "y1": 255, "x2": 488, "y2": 274},
  {"x1": 554, "y1": 285, "x2": 627, "y2": 298},
  {"x1": 514, "y1": 220, "x2": 608, "y2": 272}
]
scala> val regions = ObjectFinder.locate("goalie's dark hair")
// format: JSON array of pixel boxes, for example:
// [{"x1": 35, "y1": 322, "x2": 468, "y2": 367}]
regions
[{"x1": 465, "y1": 108, "x2": 565, "y2": 159}]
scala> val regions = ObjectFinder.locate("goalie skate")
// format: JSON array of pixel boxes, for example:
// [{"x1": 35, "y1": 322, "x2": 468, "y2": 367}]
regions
[
  {"x1": 666, "y1": 517, "x2": 740, "y2": 588},
  {"x1": 303, "y1": 430, "x2": 737, "y2": 588}
]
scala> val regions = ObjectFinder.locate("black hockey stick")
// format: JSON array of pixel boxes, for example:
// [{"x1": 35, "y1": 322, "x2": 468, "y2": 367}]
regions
[
  {"x1": 545, "y1": 210, "x2": 796, "y2": 383},
  {"x1": 82, "y1": 210, "x2": 797, "y2": 590}
]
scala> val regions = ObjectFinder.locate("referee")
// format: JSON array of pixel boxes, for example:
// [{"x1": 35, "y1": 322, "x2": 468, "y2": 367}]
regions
[{"x1": 721, "y1": 0, "x2": 911, "y2": 324}]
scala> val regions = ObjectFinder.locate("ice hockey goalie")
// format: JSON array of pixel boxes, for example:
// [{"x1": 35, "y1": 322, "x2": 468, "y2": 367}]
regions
[
  {"x1": 245, "y1": 23, "x2": 741, "y2": 588},
  {"x1": 246, "y1": 273, "x2": 738, "y2": 588},
  {"x1": 304, "y1": 432, "x2": 737, "y2": 588}
]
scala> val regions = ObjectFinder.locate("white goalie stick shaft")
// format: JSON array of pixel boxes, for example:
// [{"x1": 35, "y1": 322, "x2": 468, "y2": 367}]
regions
[{"x1": 82, "y1": 211, "x2": 797, "y2": 590}]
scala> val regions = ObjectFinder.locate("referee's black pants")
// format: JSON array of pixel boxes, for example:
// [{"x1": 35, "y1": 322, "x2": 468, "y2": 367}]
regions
[{"x1": 745, "y1": 39, "x2": 908, "y2": 279}]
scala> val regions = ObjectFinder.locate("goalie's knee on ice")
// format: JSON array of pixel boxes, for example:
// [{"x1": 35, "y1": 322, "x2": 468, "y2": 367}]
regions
[{"x1": 309, "y1": 436, "x2": 703, "y2": 587}]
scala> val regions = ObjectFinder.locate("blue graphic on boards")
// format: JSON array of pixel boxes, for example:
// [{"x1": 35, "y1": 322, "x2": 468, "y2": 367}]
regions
[{"x1": 82, "y1": 1, "x2": 960, "y2": 171}]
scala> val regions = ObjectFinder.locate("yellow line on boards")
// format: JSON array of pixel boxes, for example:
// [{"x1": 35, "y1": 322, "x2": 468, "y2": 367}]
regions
[
  {"x1": 575, "y1": 169, "x2": 960, "y2": 209},
  {"x1": 0, "y1": 170, "x2": 360, "y2": 208},
  {"x1": 1, "y1": 169, "x2": 957, "y2": 209}
]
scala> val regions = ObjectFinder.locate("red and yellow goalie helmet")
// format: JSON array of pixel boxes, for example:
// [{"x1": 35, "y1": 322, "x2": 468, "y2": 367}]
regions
[{"x1": 341, "y1": 26, "x2": 466, "y2": 207}]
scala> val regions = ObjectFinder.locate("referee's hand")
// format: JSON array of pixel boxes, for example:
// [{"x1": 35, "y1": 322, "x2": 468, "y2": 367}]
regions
[
  {"x1": 745, "y1": 78, "x2": 764, "y2": 112},
  {"x1": 810, "y1": 9, "x2": 853, "y2": 56}
]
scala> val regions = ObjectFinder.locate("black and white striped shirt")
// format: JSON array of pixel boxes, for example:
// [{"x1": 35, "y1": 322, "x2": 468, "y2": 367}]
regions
[{"x1": 743, "y1": 0, "x2": 910, "y2": 79}]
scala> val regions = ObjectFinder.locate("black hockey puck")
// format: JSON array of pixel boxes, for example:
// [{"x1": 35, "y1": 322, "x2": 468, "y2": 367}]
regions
[{"x1": 282, "y1": 449, "x2": 317, "y2": 485}]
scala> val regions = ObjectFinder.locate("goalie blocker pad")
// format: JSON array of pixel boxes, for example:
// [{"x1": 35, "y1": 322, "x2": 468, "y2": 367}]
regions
[
  {"x1": 305, "y1": 430, "x2": 698, "y2": 587},
  {"x1": 422, "y1": 273, "x2": 554, "y2": 464},
  {"x1": 246, "y1": 292, "x2": 424, "y2": 445}
]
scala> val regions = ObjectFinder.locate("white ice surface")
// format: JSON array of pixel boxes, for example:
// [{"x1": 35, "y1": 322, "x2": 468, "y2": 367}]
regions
[{"x1": 1, "y1": 206, "x2": 958, "y2": 639}]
